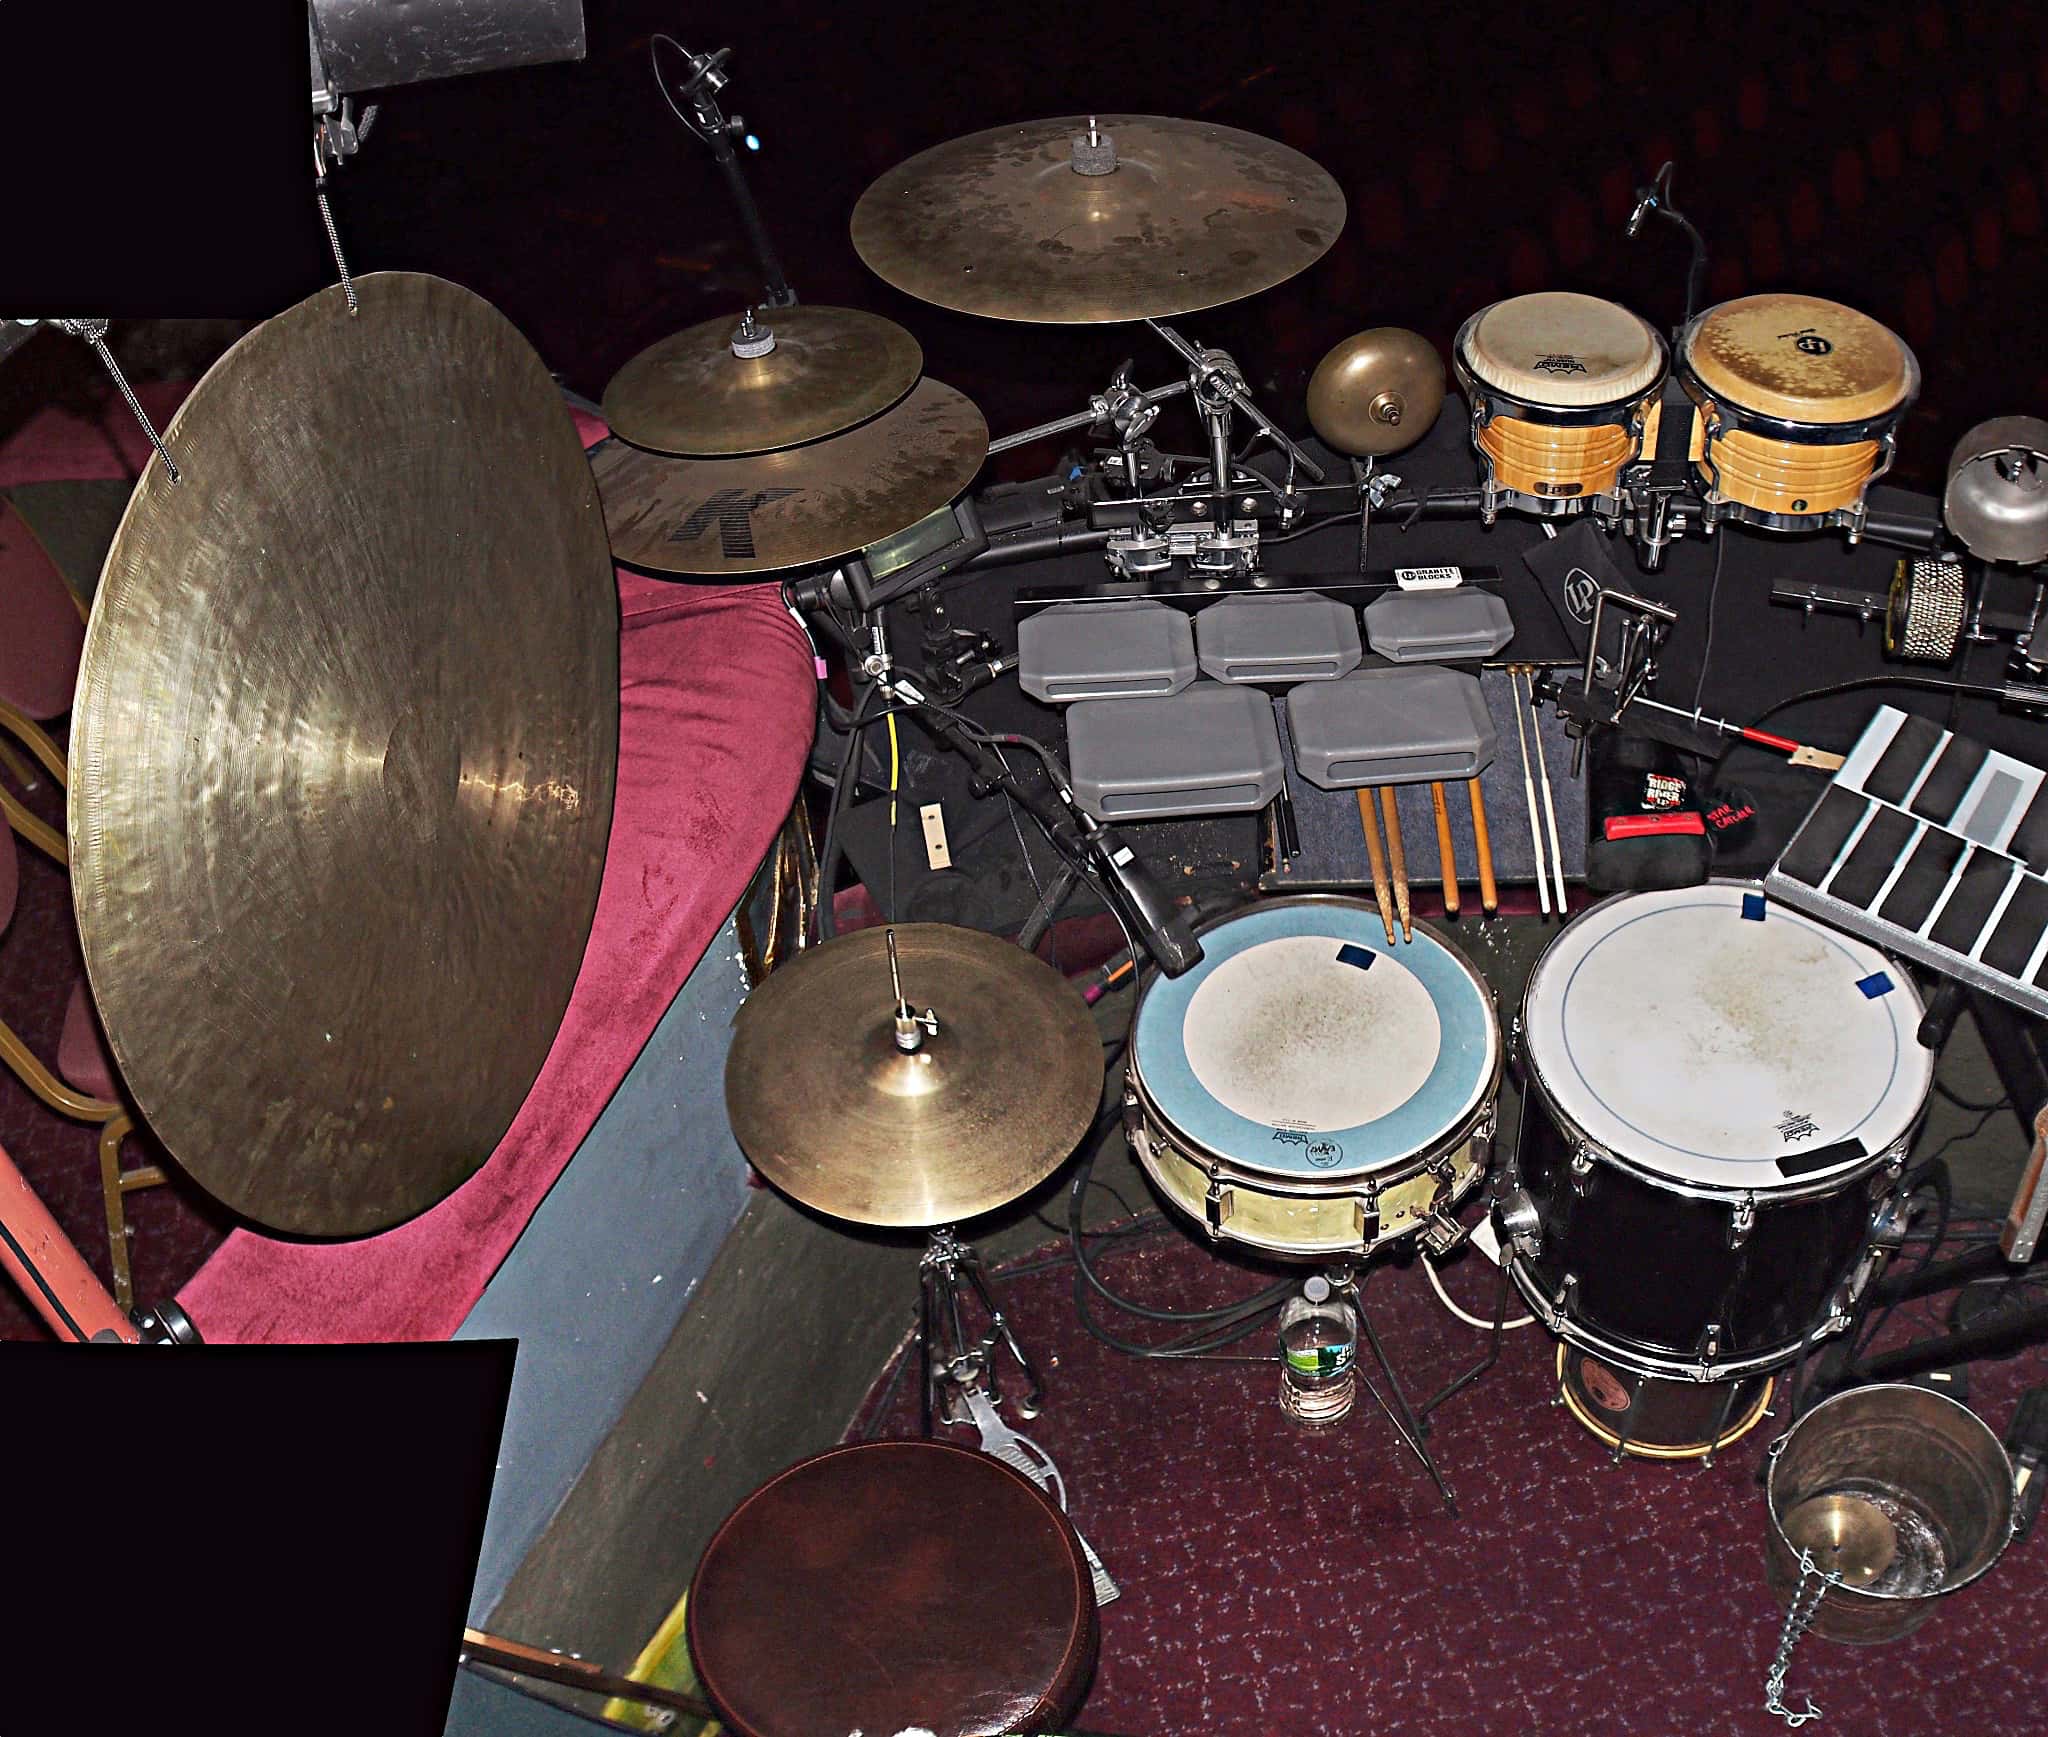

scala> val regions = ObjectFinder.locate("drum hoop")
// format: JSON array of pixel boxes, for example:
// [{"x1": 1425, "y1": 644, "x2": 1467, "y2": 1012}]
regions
[
  {"x1": 1506, "y1": 1256, "x2": 1853, "y2": 1379},
  {"x1": 1128, "y1": 894, "x2": 1502, "y2": 1181},
  {"x1": 1127, "y1": 1064, "x2": 1495, "y2": 1192},
  {"x1": 1517, "y1": 880, "x2": 1926, "y2": 1199},
  {"x1": 1516, "y1": 1053, "x2": 1905, "y2": 1206},
  {"x1": 1676, "y1": 349, "x2": 1920, "y2": 444},
  {"x1": 1452, "y1": 330, "x2": 1667, "y2": 427}
]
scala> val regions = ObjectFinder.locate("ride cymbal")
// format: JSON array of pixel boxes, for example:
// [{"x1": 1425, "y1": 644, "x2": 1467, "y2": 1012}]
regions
[
  {"x1": 592, "y1": 376, "x2": 987, "y2": 576},
  {"x1": 601, "y1": 305, "x2": 922, "y2": 457},
  {"x1": 851, "y1": 114, "x2": 1346, "y2": 325},
  {"x1": 724, "y1": 924, "x2": 1101, "y2": 1227},
  {"x1": 1307, "y1": 327, "x2": 1447, "y2": 458},
  {"x1": 70, "y1": 271, "x2": 619, "y2": 1237}
]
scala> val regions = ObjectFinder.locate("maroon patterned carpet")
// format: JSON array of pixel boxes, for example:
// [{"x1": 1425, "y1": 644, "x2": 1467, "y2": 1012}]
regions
[
  {"x1": 857, "y1": 1225, "x2": 2048, "y2": 1736},
  {"x1": 0, "y1": 749, "x2": 230, "y2": 1340}
]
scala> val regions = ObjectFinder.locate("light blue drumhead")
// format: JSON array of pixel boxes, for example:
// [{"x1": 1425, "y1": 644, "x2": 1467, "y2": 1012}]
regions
[{"x1": 1131, "y1": 900, "x2": 1498, "y2": 1178}]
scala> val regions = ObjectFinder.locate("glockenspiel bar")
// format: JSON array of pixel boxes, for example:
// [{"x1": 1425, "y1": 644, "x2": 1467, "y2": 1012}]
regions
[
  {"x1": 1766, "y1": 705, "x2": 2048, "y2": 1021},
  {"x1": 1984, "y1": 876, "x2": 2048, "y2": 977},
  {"x1": 1862, "y1": 712, "x2": 1944, "y2": 805},
  {"x1": 1876, "y1": 828, "x2": 1965, "y2": 931},
  {"x1": 1909, "y1": 735, "x2": 1991, "y2": 823}
]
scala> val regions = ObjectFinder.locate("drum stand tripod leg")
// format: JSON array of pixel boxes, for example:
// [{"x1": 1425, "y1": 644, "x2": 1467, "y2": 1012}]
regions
[
  {"x1": 1351, "y1": 1282, "x2": 1458, "y2": 1514},
  {"x1": 1420, "y1": 1251, "x2": 1515, "y2": 1421}
]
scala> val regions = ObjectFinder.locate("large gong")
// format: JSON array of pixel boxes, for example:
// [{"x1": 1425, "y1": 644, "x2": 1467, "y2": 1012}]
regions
[{"x1": 69, "y1": 271, "x2": 619, "y2": 1237}]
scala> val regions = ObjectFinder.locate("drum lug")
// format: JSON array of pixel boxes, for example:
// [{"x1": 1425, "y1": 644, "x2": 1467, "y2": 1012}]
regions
[
  {"x1": 1557, "y1": 1272, "x2": 1578, "y2": 1321},
  {"x1": 1203, "y1": 1172, "x2": 1232, "y2": 1239},
  {"x1": 1569, "y1": 1144, "x2": 1597, "y2": 1196},
  {"x1": 1697, "y1": 1321, "x2": 1722, "y2": 1370},
  {"x1": 1353, "y1": 1178, "x2": 1381, "y2": 1253},
  {"x1": 1728, "y1": 1192, "x2": 1756, "y2": 1250}
]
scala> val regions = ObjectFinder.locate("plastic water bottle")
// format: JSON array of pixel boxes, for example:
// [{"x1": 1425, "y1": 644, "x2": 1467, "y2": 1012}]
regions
[{"x1": 1278, "y1": 1274, "x2": 1358, "y2": 1426}]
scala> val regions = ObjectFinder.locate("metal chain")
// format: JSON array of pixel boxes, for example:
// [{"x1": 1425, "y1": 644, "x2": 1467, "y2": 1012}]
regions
[
  {"x1": 313, "y1": 127, "x2": 358, "y2": 315},
  {"x1": 50, "y1": 319, "x2": 179, "y2": 483},
  {"x1": 1763, "y1": 1547, "x2": 1843, "y2": 1726}
]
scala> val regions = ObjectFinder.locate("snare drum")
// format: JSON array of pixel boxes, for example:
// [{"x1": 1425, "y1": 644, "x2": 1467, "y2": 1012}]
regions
[
  {"x1": 1679, "y1": 292, "x2": 1919, "y2": 537},
  {"x1": 1451, "y1": 291, "x2": 1667, "y2": 522},
  {"x1": 1124, "y1": 897, "x2": 1501, "y2": 1260},
  {"x1": 1504, "y1": 883, "x2": 1930, "y2": 1379}
]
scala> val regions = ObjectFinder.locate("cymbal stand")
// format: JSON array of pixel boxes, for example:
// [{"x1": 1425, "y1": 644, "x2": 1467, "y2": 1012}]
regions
[
  {"x1": 918, "y1": 1224, "x2": 1046, "y2": 1433},
  {"x1": 1144, "y1": 320, "x2": 1328, "y2": 485},
  {"x1": 652, "y1": 37, "x2": 797, "y2": 309}
]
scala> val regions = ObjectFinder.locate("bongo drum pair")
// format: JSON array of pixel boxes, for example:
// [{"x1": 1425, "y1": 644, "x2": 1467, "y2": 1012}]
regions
[{"x1": 1453, "y1": 289, "x2": 1918, "y2": 541}]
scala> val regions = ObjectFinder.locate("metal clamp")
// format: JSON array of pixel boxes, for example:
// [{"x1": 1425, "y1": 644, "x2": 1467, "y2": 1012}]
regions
[
  {"x1": 1730, "y1": 1193, "x2": 1757, "y2": 1250},
  {"x1": 1569, "y1": 1144, "x2": 1597, "y2": 1196}
]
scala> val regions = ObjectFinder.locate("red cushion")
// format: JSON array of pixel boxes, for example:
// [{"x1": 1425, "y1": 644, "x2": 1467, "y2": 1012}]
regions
[
  {"x1": 0, "y1": 500, "x2": 86, "y2": 719},
  {"x1": 57, "y1": 978, "x2": 117, "y2": 1101},
  {"x1": 0, "y1": 379, "x2": 195, "y2": 487},
  {"x1": 175, "y1": 572, "x2": 814, "y2": 1342}
]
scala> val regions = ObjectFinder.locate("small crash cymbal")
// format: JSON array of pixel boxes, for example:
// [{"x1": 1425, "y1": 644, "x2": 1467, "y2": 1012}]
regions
[
  {"x1": 592, "y1": 376, "x2": 987, "y2": 576},
  {"x1": 724, "y1": 924, "x2": 1102, "y2": 1228},
  {"x1": 1783, "y1": 1493, "x2": 1898, "y2": 1588},
  {"x1": 601, "y1": 305, "x2": 922, "y2": 457},
  {"x1": 851, "y1": 114, "x2": 1345, "y2": 324},
  {"x1": 1307, "y1": 327, "x2": 1446, "y2": 458}
]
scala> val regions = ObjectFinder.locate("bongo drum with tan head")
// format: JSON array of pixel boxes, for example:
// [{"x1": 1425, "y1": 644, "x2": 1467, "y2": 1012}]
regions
[
  {"x1": 1679, "y1": 292, "x2": 1919, "y2": 539},
  {"x1": 1451, "y1": 291, "x2": 1667, "y2": 524}
]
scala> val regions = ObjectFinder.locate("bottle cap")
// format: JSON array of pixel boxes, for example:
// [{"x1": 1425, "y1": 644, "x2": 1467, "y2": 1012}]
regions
[{"x1": 1303, "y1": 1275, "x2": 1331, "y2": 1303}]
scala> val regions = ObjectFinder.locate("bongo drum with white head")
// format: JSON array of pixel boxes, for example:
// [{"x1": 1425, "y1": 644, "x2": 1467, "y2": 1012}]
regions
[
  {"x1": 1679, "y1": 292, "x2": 1918, "y2": 538},
  {"x1": 1124, "y1": 897, "x2": 1501, "y2": 1260},
  {"x1": 1451, "y1": 291, "x2": 1667, "y2": 523}
]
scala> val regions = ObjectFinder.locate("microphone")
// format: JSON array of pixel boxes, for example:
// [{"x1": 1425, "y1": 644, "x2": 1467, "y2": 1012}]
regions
[{"x1": 1089, "y1": 826, "x2": 1202, "y2": 976}]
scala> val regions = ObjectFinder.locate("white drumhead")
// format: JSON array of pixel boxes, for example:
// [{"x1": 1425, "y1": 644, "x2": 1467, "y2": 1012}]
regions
[
  {"x1": 1130, "y1": 900, "x2": 1498, "y2": 1178},
  {"x1": 1461, "y1": 292, "x2": 1665, "y2": 407},
  {"x1": 1523, "y1": 885, "x2": 1930, "y2": 1189},
  {"x1": 1184, "y1": 935, "x2": 1442, "y2": 1131}
]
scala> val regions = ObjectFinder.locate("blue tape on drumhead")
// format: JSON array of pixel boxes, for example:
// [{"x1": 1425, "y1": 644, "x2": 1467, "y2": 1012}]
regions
[
  {"x1": 1741, "y1": 892, "x2": 1766, "y2": 921},
  {"x1": 1335, "y1": 943, "x2": 1375, "y2": 971},
  {"x1": 1857, "y1": 971, "x2": 1895, "y2": 999}
]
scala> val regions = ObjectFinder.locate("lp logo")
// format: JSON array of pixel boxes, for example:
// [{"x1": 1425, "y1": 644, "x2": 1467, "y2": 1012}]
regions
[
  {"x1": 1563, "y1": 565, "x2": 1598, "y2": 625},
  {"x1": 668, "y1": 487, "x2": 801, "y2": 560}
]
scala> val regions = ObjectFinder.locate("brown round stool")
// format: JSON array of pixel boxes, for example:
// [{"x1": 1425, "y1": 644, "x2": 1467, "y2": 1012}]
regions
[{"x1": 688, "y1": 1439, "x2": 1098, "y2": 1737}]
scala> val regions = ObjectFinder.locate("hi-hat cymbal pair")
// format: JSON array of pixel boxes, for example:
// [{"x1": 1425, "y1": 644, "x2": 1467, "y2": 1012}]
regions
[{"x1": 596, "y1": 304, "x2": 988, "y2": 577}]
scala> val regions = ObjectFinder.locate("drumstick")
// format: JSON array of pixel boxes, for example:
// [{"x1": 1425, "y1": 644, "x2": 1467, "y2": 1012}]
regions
[
  {"x1": 1510, "y1": 668, "x2": 1551, "y2": 915},
  {"x1": 1379, "y1": 785, "x2": 1411, "y2": 941},
  {"x1": 1526, "y1": 669, "x2": 1569, "y2": 915},
  {"x1": 1467, "y1": 778, "x2": 1498, "y2": 915},
  {"x1": 1430, "y1": 781, "x2": 1459, "y2": 917},
  {"x1": 1355, "y1": 789, "x2": 1397, "y2": 944}
]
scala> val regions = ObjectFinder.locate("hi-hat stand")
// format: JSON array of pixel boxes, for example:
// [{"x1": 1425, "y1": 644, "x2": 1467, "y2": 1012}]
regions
[{"x1": 917, "y1": 1225, "x2": 1046, "y2": 1433}]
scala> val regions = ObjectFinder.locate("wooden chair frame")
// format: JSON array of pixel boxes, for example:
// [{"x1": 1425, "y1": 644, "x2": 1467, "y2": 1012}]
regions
[{"x1": 0, "y1": 706, "x2": 165, "y2": 1314}]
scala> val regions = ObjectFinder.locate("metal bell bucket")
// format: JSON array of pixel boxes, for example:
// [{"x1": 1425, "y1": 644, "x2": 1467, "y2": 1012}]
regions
[{"x1": 1765, "y1": 1383, "x2": 2018, "y2": 1645}]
